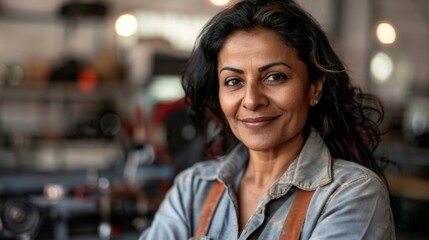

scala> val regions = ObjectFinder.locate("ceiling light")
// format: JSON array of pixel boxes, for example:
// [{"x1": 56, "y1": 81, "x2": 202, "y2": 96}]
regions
[
  {"x1": 376, "y1": 22, "x2": 396, "y2": 45},
  {"x1": 115, "y1": 13, "x2": 138, "y2": 37},
  {"x1": 370, "y1": 52, "x2": 394, "y2": 83},
  {"x1": 210, "y1": 0, "x2": 231, "y2": 7}
]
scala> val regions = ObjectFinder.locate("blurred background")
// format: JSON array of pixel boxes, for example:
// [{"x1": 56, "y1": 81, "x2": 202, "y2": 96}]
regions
[{"x1": 0, "y1": 0, "x2": 428, "y2": 239}]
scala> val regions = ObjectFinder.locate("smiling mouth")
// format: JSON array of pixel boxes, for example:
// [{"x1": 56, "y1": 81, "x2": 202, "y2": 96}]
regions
[{"x1": 239, "y1": 116, "x2": 280, "y2": 129}]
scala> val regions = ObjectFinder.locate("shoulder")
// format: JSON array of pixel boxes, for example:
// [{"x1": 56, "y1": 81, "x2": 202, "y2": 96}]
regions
[
  {"x1": 173, "y1": 159, "x2": 223, "y2": 189},
  {"x1": 331, "y1": 159, "x2": 386, "y2": 189},
  {"x1": 306, "y1": 159, "x2": 395, "y2": 239},
  {"x1": 324, "y1": 158, "x2": 389, "y2": 203},
  {"x1": 313, "y1": 159, "x2": 391, "y2": 221}
]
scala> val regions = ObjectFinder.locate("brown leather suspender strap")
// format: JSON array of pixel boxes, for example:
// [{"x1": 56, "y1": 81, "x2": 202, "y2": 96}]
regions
[
  {"x1": 195, "y1": 181, "x2": 314, "y2": 239},
  {"x1": 195, "y1": 158, "x2": 332, "y2": 238},
  {"x1": 279, "y1": 189, "x2": 315, "y2": 240},
  {"x1": 194, "y1": 181, "x2": 225, "y2": 237},
  {"x1": 279, "y1": 158, "x2": 334, "y2": 239}
]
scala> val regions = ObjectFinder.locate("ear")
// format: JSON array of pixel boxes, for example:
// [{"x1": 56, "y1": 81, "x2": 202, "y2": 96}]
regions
[{"x1": 309, "y1": 76, "x2": 325, "y2": 106}]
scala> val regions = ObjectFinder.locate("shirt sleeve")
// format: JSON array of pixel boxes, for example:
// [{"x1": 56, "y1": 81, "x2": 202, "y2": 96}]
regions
[
  {"x1": 309, "y1": 175, "x2": 396, "y2": 240},
  {"x1": 139, "y1": 170, "x2": 194, "y2": 240}
]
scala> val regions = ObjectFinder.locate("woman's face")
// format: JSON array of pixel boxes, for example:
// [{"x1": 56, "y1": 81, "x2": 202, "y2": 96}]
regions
[{"x1": 217, "y1": 28, "x2": 323, "y2": 152}]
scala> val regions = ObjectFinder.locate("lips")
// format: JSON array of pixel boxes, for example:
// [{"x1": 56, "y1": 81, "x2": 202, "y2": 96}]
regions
[{"x1": 239, "y1": 116, "x2": 280, "y2": 129}]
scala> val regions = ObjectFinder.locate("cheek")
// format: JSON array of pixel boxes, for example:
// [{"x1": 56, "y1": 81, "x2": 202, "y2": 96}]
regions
[
  {"x1": 218, "y1": 91, "x2": 242, "y2": 134},
  {"x1": 289, "y1": 84, "x2": 311, "y2": 103},
  {"x1": 219, "y1": 93, "x2": 242, "y2": 139},
  {"x1": 276, "y1": 89, "x2": 303, "y2": 107},
  {"x1": 219, "y1": 92, "x2": 233, "y2": 117},
  {"x1": 274, "y1": 90, "x2": 311, "y2": 115}
]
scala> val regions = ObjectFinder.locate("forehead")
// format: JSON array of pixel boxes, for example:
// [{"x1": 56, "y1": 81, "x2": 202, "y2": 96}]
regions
[
  {"x1": 217, "y1": 28, "x2": 301, "y2": 66},
  {"x1": 223, "y1": 28, "x2": 284, "y2": 47}
]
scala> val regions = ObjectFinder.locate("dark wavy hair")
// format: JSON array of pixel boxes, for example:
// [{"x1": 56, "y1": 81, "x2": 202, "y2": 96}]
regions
[{"x1": 182, "y1": 0, "x2": 386, "y2": 178}]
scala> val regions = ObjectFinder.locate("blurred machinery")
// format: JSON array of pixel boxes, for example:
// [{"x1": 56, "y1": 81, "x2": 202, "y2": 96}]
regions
[
  {"x1": 0, "y1": 95, "x2": 187, "y2": 239},
  {"x1": 0, "y1": 165, "x2": 173, "y2": 239},
  {"x1": 0, "y1": 44, "x2": 203, "y2": 239},
  {"x1": 0, "y1": 1, "x2": 208, "y2": 238}
]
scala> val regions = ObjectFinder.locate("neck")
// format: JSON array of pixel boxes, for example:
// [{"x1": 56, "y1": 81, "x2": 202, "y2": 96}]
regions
[{"x1": 243, "y1": 134, "x2": 306, "y2": 190}]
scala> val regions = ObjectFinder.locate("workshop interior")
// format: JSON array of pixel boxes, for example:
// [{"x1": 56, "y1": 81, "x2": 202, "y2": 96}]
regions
[{"x1": 0, "y1": 0, "x2": 429, "y2": 239}]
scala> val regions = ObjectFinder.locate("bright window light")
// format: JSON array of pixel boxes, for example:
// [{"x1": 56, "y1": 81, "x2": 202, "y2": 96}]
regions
[
  {"x1": 147, "y1": 75, "x2": 185, "y2": 102},
  {"x1": 115, "y1": 13, "x2": 138, "y2": 37},
  {"x1": 136, "y1": 11, "x2": 211, "y2": 51}
]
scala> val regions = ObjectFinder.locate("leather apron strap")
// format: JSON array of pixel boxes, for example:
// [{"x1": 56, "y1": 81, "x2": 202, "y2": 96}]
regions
[
  {"x1": 279, "y1": 189, "x2": 314, "y2": 240},
  {"x1": 194, "y1": 181, "x2": 314, "y2": 240},
  {"x1": 194, "y1": 181, "x2": 225, "y2": 237},
  {"x1": 195, "y1": 158, "x2": 334, "y2": 238}
]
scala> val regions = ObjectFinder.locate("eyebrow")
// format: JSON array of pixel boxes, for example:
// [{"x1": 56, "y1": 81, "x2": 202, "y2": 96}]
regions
[
  {"x1": 219, "y1": 61, "x2": 291, "y2": 74},
  {"x1": 219, "y1": 66, "x2": 244, "y2": 74},
  {"x1": 258, "y1": 62, "x2": 291, "y2": 72}
]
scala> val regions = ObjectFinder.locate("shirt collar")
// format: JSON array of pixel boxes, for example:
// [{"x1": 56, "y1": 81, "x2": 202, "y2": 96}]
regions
[
  {"x1": 277, "y1": 128, "x2": 333, "y2": 190},
  {"x1": 195, "y1": 128, "x2": 333, "y2": 191},
  {"x1": 194, "y1": 142, "x2": 248, "y2": 183}
]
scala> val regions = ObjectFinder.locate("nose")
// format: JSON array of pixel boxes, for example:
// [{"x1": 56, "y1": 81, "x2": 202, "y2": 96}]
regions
[{"x1": 242, "y1": 82, "x2": 268, "y2": 110}]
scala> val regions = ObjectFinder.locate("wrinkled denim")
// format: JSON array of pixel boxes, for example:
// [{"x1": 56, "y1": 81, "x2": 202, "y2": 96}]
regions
[{"x1": 140, "y1": 129, "x2": 396, "y2": 240}]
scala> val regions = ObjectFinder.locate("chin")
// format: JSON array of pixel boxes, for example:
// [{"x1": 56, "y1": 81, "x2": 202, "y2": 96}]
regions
[{"x1": 242, "y1": 140, "x2": 273, "y2": 152}]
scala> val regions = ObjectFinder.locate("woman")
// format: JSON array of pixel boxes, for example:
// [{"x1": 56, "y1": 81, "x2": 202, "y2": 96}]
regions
[{"x1": 140, "y1": 0, "x2": 395, "y2": 239}]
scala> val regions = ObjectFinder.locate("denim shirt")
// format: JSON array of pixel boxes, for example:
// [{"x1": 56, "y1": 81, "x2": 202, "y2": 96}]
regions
[{"x1": 140, "y1": 129, "x2": 396, "y2": 240}]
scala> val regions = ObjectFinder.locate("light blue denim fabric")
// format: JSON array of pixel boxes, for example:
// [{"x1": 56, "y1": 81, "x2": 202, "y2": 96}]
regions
[{"x1": 140, "y1": 129, "x2": 396, "y2": 240}]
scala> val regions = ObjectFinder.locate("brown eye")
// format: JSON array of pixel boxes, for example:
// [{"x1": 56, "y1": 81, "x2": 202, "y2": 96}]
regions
[
  {"x1": 265, "y1": 73, "x2": 286, "y2": 83},
  {"x1": 225, "y1": 78, "x2": 242, "y2": 87}
]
